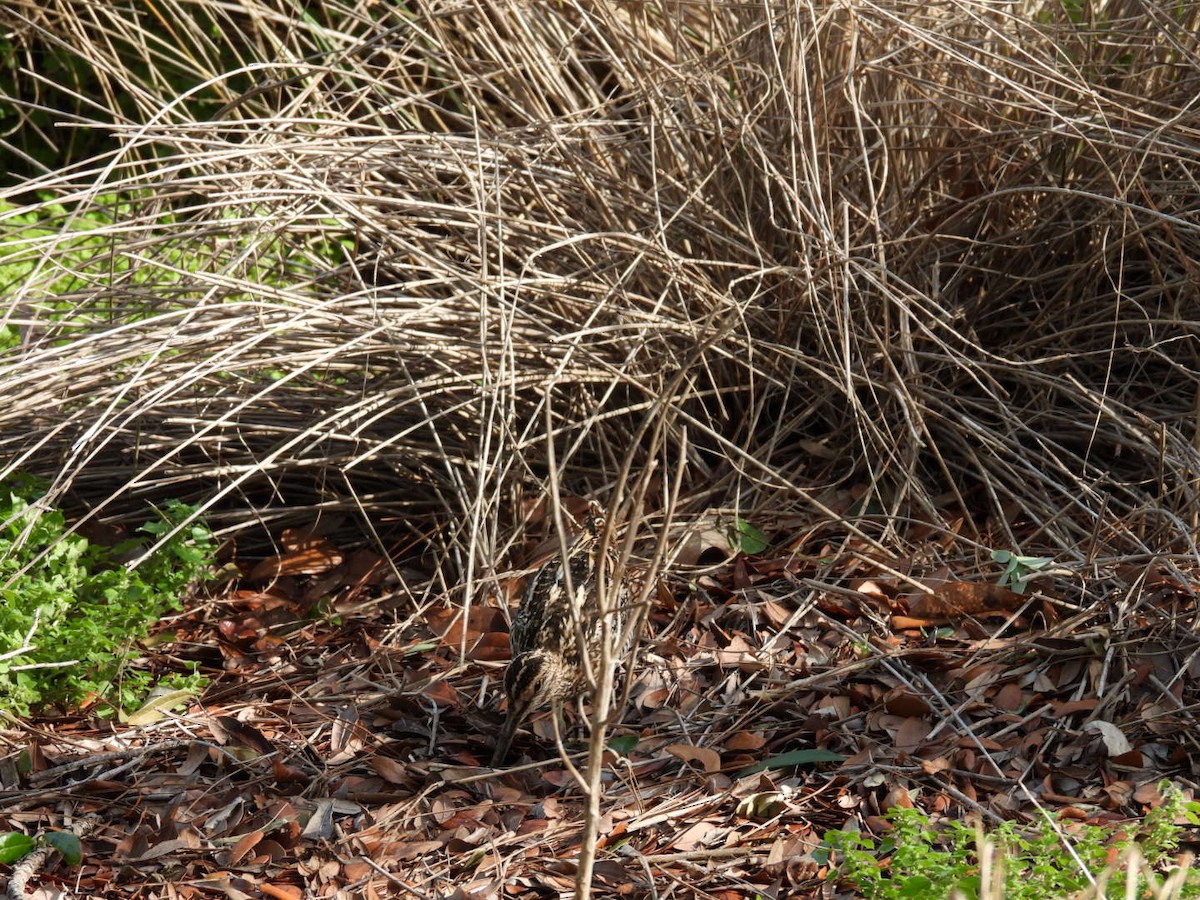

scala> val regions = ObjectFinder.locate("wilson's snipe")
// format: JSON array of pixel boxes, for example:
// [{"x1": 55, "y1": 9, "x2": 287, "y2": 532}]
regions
[{"x1": 490, "y1": 501, "x2": 628, "y2": 766}]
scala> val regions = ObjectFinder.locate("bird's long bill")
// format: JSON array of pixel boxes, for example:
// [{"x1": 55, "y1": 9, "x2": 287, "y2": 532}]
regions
[{"x1": 490, "y1": 711, "x2": 521, "y2": 766}]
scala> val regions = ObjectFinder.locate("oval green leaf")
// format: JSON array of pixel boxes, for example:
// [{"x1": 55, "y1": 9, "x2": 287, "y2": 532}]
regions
[
  {"x1": 607, "y1": 734, "x2": 639, "y2": 754},
  {"x1": 44, "y1": 831, "x2": 83, "y2": 867},
  {"x1": 0, "y1": 832, "x2": 36, "y2": 864},
  {"x1": 732, "y1": 517, "x2": 769, "y2": 555}
]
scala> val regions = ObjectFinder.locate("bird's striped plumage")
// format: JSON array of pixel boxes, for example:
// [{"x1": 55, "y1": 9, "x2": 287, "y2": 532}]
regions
[{"x1": 490, "y1": 502, "x2": 627, "y2": 766}]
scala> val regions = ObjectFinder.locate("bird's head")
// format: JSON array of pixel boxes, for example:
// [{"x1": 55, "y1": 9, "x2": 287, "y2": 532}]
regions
[
  {"x1": 503, "y1": 649, "x2": 572, "y2": 720},
  {"x1": 491, "y1": 649, "x2": 576, "y2": 765},
  {"x1": 581, "y1": 500, "x2": 607, "y2": 540}
]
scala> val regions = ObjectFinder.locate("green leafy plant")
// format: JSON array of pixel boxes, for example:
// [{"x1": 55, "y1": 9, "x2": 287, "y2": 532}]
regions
[
  {"x1": 0, "y1": 829, "x2": 82, "y2": 867},
  {"x1": 0, "y1": 476, "x2": 214, "y2": 716},
  {"x1": 0, "y1": 196, "x2": 191, "y2": 358},
  {"x1": 991, "y1": 549, "x2": 1054, "y2": 594},
  {"x1": 607, "y1": 733, "x2": 640, "y2": 755},
  {"x1": 728, "y1": 516, "x2": 769, "y2": 555},
  {"x1": 0, "y1": 198, "x2": 354, "y2": 358},
  {"x1": 820, "y1": 782, "x2": 1200, "y2": 899}
]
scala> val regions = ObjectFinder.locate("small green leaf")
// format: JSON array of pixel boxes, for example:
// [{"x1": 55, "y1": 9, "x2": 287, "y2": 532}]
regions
[
  {"x1": 992, "y1": 548, "x2": 1054, "y2": 593},
  {"x1": 731, "y1": 517, "x2": 769, "y2": 555},
  {"x1": 737, "y1": 748, "x2": 844, "y2": 776},
  {"x1": 898, "y1": 874, "x2": 934, "y2": 896},
  {"x1": 44, "y1": 831, "x2": 83, "y2": 866},
  {"x1": 0, "y1": 832, "x2": 36, "y2": 864},
  {"x1": 1184, "y1": 800, "x2": 1200, "y2": 825},
  {"x1": 607, "y1": 734, "x2": 639, "y2": 754}
]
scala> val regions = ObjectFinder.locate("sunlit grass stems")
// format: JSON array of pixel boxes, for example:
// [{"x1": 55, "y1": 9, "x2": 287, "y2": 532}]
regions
[{"x1": 5, "y1": 0, "x2": 1198, "y2": 567}]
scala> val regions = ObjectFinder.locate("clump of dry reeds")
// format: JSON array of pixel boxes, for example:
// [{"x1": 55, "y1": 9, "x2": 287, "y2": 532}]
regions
[{"x1": 2, "y1": 0, "x2": 1199, "y2": 587}]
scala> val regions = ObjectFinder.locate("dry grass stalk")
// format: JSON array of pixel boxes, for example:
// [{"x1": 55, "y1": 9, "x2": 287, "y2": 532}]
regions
[{"x1": 3, "y1": 0, "x2": 1196, "y2": 573}]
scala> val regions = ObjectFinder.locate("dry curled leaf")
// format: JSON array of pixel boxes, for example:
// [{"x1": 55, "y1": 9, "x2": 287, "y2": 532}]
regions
[
  {"x1": 907, "y1": 581, "x2": 1027, "y2": 619},
  {"x1": 736, "y1": 791, "x2": 787, "y2": 820},
  {"x1": 1085, "y1": 720, "x2": 1133, "y2": 756},
  {"x1": 666, "y1": 743, "x2": 722, "y2": 773},
  {"x1": 249, "y1": 533, "x2": 344, "y2": 581}
]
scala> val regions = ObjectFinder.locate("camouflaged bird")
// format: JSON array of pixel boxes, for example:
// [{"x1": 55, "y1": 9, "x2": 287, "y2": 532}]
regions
[{"x1": 491, "y1": 502, "x2": 628, "y2": 766}]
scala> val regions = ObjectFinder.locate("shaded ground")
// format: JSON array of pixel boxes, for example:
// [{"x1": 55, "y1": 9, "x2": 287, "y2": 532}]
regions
[{"x1": 5, "y1": 508, "x2": 1200, "y2": 898}]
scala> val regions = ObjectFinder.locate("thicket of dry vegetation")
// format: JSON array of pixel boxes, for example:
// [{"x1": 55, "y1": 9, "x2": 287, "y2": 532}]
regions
[{"x1": 2, "y1": 0, "x2": 1200, "y2": 897}]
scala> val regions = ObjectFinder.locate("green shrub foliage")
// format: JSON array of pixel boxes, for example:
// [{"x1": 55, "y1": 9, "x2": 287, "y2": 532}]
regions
[
  {"x1": 823, "y1": 784, "x2": 1200, "y2": 899},
  {"x1": 0, "y1": 477, "x2": 213, "y2": 715}
]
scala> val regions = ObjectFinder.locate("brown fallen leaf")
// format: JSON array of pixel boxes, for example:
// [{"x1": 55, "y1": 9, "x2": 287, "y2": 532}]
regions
[
  {"x1": 226, "y1": 830, "x2": 264, "y2": 867},
  {"x1": 637, "y1": 687, "x2": 671, "y2": 709},
  {"x1": 669, "y1": 819, "x2": 723, "y2": 852},
  {"x1": 393, "y1": 841, "x2": 446, "y2": 860},
  {"x1": 271, "y1": 759, "x2": 310, "y2": 785},
  {"x1": 908, "y1": 581, "x2": 1027, "y2": 619},
  {"x1": 342, "y1": 861, "x2": 374, "y2": 881},
  {"x1": 760, "y1": 598, "x2": 793, "y2": 626},
  {"x1": 427, "y1": 605, "x2": 507, "y2": 648},
  {"x1": 431, "y1": 795, "x2": 458, "y2": 825},
  {"x1": 329, "y1": 704, "x2": 365, "y2": 759},
  {"x1": 249, "y1": 533, "x2": 344, "y2": 581},
  {"x1": 736, "y1": 791, "x2": 788, "y2": 819},
  {"x1": 210, "y1": 716, "x2": 275, "y2": 757},
  {"x1": 418, "y1": 678, "x2": 461, "y2": 708},
  {"x1": 894, "y1": 717, "x2": 932, "y2": 754},
  {"x1": 1104, "y1": 748, "x2": 1142, "y2": 772},
  {"x1": 673, "y1": 521, "x2": 735, "y2": 567},
  {"x1": 994, "y1": 682, "x2": 1025, "y2": 713},
  {"x1": 724, "y1": 731, "x2": 767, "y2": 751},
  {"x1": 255, "y1": 840, "x2": 288, "y2": 864},
  {"x1": 919, "y1": 757, "x2": 952, "y2": 775},
  {"x1": 370, "y1": 755, "x2": 408, "y2": 785},
  {"x1": 124, "y1": 837, "x2": 203, "y2": 863},
  {"x1": 1134, "y1": 781, "x2": 1165, "y2": 805},
  {"x1": 261, "y1": 885, "x2": 303, "y2": 900},
  {"x1": 1085, "y1": 720, "x2": 1132, "y2": 756},
  {"x1": 536, "y1": 797, "x2": 564, "y2": 820},
  {"x1": 716, "y1": 634, "x2": 759, "y2": 669},
  {"x1": 591, "y1": 859, "x2": 635, "y2": 888},
  {"x1": 883, "y1": 688, "x2": 933, "y2": 718},
  {"x1": 344, "y1": 548, "x2": 390, "y2": 586},
  {"x1": 1051, "y1": 698, "x2": 1099, "y2": 717},
  {"x1": 853, "y1": 579, "x2": 895, "y2": 601},
  {"x1": 470, "y1": 632, "x2": 513, "y2": 661},
  {"x1": 666, "y1": 743, "x2": 722, "y2": 773}
]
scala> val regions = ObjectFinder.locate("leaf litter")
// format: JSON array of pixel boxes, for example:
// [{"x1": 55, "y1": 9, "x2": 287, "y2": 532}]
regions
[{"x1": 4, "y1": 512, "x2": 1200, "y2": 898}]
